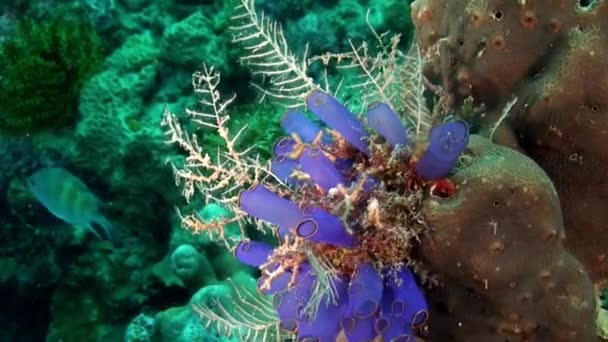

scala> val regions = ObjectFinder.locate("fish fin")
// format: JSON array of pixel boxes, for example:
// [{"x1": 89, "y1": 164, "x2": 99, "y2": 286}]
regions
[
  {"x1": 83, "y1": 223, "x2": 103, "y2": 239},
  {"x1": 90, "y1": 214, "x2": 113, "y2": 241}
]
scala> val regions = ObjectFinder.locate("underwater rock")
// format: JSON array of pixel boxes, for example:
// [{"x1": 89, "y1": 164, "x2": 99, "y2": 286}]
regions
[
  {"x1": 422, "y1": 135, "x2": 598, "y2": 341},
  {"x1": 170, "y1": 244, "x2": 217, "y2": 289},
  {"x1": 124, "y1": 313, "x2": 154, "y2": 342},
  {"x1": 411, "y1": 0, "x2": 608, "y2": 293}
]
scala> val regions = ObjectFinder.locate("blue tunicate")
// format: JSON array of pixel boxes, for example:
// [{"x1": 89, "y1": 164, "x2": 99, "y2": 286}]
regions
[
  {"x1": 341, "y1": 314, "x2": 377, "y2": 341},
  {"x1": 298, "y1": 147, "x2": 345, "y2": 192},
  {"x1": 375, "y1": 287, "x2": 416, "y2": 341},
  {"x1": 281, "y1": 110, "x2": 328, "y2": 144},
  {"x1": 333, "y1": 158, "x2": 355, "y2": 174},
  {"x1": 273, "y1": 136, "x2": 296, "y2": 158},
  {"x1": 273, "y1": 267, "x2": 315, "y2": 325},
  {"x1": 297, "y1": 277, "x2": 348, "y2": 342},
  {"x1": 306, "y1": 91, "x2": 370, "y2": 155},
  {"x1": 387, "y1": 267, "x2": 429, "y2": 329},
  {"x1": 234, "y1": 240, "x2": 273, "y2": 267},
  {"x1": 239, "y1": 184, "x2": 303, "y2": 237},
  {"x1": 356, "y1": 175, "x2": 378, "y2": 196},
  {"x1": 366, "y1": 102, "x2": 409, "y2": 147},
  {"x1": 347, "y1": 262, "x2": 383, "y2": 318},
  {"x1": 296, "y1": 207, "x2": 356, "y2": 247},
  {"x1": 232, "y1": 94, "x2": 432, "y2": 342},
  {"x1": 415, "y1": 120, "x2": 469, "y2": 180},
  {"x1": 270, "y1": 156, "x2": 301, "y2": 187}
]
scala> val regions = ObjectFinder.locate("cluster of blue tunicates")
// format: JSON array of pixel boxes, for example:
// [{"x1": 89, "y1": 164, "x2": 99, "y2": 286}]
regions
[
  {"x1": 237, "y1": 240, "x2": 428, "y2": 341},
  {"x1": 233, "y1": 91, "x2": 470, "y2": 341}
]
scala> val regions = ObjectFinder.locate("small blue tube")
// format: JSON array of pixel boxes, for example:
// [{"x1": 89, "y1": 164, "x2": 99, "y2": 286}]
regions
[
  {"x1": 347, "y1": 262, "x2": 383, "y2": 318},
  {"x1": 306, "y1": 91, "x2": 370, "y2": 155},
  {"x1": 415, "y1": 120, "x2": 469, "y2": 180},
  {"x1": 341, "y1": 315, "x2": 377, "y2": 342},
  {"x1": 270, "y1": 156, "x2": 301, "y2": 187},
  {"x1": 388, "y1": 267, "x2": 429, "y2": 329},
  {"x1": 234, "y1": 240, "x2": 273, "y2": 267},
  {"x1": 273, "y1": 267, "x2": 315, "y2": 323},
  {"x1": 375, "y1": 287, "x2": 416, "y2": 341},
  {"x1": 297, "y1": 277, "x2": 348, "y2": 341},
  {"x1": 239, "y1": 184, "x2": 303, "y2": 237},
  {"x1": 298, "y1": 147, "x2": 345, "y2": 192},
  {"x1": 357, "y1": 175, "x2": 378, "y2": 195},
  {"x1": 296, "y1": 207, "x2": 356, "y2": 247},
  {"x1": 273, "y1": 136, "x2": 296, "y2": 158},
  {"x1": 366, "y1": 102, "x2": 409, "y2": 146},
  {"x1": 281, "y1": 110, "x2": 325, "y2": 143}
]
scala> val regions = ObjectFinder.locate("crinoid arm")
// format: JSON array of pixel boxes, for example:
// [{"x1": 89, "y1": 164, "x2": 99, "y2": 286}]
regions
[
  {"x1": 230, "y1": 0, "x2": 318, "y2": 107},
  {"x1": 193, "y1": 278, "x2": 287, "y2": 342}
]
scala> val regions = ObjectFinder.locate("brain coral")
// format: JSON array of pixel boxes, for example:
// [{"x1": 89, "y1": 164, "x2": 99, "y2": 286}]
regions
[{"x1": 411, "y1": 0, "x2": 608, "y2": 291}]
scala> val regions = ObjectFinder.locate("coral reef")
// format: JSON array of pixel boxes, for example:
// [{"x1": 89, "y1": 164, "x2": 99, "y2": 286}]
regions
[
  {"x1": 0, "y1": 0, "x2": 249, "y2": 340},
  {"x1": 6, "y1": 0, "x2": 607, "y2": 340},
  {"x1": 410, "y1": 0, "x2": 608, "y2": 289},
  {"x1": 170, "y1": 244, "x2": 216, "y2": 289},
  {"x1": 150, "y1": 272, "x2": 252, "y2": 342},
  {"x1": 0, "y1": 16, "x2": 103, "y2": 133},
  {"x1": 124, "y1": 313, "x2": 154, "y2": 342}
]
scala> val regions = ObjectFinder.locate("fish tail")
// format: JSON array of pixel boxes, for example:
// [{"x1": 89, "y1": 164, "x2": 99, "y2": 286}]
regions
[{"x1": 90, "y1": 214, "x2": 113, "y2": 241}]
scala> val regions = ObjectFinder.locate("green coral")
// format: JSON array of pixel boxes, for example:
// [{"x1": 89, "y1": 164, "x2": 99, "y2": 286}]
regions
[
  {"x1": 0, "y1": 17, "x2": 103, "y2": 133},
  {"x1": 601, "y1": 287, "x2": 608, "y2": 310}
]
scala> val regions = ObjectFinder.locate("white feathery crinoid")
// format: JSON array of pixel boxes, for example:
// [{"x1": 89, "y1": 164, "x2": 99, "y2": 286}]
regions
[
  {"x1": 230, "y1": 0, "x2": 318, "y2": 108},
  {"x1": 161, "y1": 64, "x2": 280, "y2": 246},
  {"x1": 193, "y1": 279, "x2": 286, "y2": 342},
  {"x1": 231, "y1": 0, "x2": 432, "y2": 135}
]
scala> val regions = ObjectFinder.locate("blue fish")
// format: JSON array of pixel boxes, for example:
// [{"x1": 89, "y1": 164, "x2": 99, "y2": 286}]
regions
[{"x1": 27, "y1": 167, "x2": 113, "y2": 240}]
